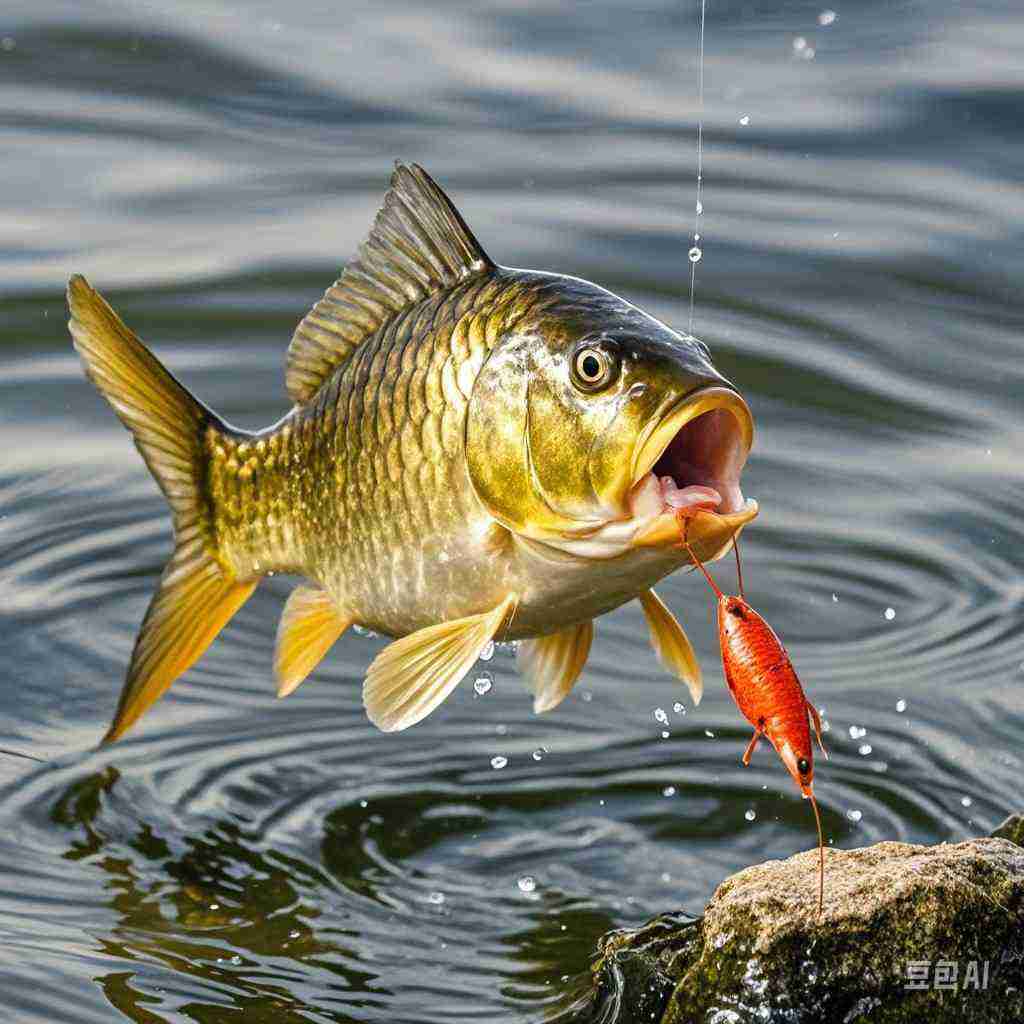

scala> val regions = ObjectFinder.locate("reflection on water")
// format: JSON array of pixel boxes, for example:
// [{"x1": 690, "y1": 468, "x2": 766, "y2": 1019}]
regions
[{"x1": 2, "y1": 0, "x2": 1024, "y2": 1020}]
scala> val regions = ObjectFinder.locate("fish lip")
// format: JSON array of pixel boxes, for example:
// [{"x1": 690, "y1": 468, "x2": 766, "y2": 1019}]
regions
[
  {"x1": 628, "y1": 385, "x2": 757, "y2": 552},
  {"x1": 629, "y1": 384, "x2": 754, "y2": 492}
]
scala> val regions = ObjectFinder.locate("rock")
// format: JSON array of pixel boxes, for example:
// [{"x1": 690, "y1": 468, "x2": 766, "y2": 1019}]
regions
[
  {"x1": 991, "y1": 813, "x2": 1024, "y2": 848},
  {"x1": 582, "y1": 838, "x2": 1024, "y2": 1024}
]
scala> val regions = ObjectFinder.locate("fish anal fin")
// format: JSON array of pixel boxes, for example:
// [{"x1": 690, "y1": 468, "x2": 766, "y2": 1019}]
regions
[
  {"x1": 275, "y1": 585, "x2": 351, "y2": 697},
  {"x1": 286, "y1": 163, "x2": 495, "y2": 404},
  {"x1": 518, "y1": 622, "x2": 593, "y2": 714},
  {"x1": 638, "y1": 589, "x2": 703, "y2": 706},
  {"x1": 104, "y1": 550, "x2": 256, "y2": 743},
  {"x1": 363, "y1": 594, "x2": 517, "y2": 732}
]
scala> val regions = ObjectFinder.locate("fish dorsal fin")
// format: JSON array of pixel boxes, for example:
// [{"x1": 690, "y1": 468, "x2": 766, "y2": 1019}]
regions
[{"x1": 286, "y1": 163, "x2": 495, "y2": 403}]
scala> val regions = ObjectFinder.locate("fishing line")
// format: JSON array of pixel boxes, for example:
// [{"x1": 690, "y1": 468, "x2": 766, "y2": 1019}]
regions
[
  {"x1": 687, "y1": 0, "x2": 707, "y2": 335},
  {"x1": 0, "y1": 747, "x2": 47, "y2": 763}
]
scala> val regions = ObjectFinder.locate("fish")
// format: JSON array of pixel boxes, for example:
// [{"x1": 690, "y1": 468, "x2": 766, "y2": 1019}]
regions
[{"x1": 67, "y1": 162, "x2": 758, "y2": 743}]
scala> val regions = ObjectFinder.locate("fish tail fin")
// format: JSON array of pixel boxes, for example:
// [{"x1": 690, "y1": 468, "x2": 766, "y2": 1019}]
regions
[{"x1": 67, "y1": 274, "x2": 256, "y2": 743}]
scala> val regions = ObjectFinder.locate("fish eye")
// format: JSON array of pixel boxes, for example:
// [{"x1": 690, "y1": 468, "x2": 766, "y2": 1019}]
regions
[
  {"x1": 797, "y1": 757, "x2": 811, "y2": 776},
  {"x1": 571, "y1": 346, "x2": 617, "y2": 392}
]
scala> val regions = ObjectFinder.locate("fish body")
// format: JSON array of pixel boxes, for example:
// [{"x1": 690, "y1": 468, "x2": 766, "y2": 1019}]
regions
[{"x1": 68, "y1": 164, "x2": 758, "y2": 742}]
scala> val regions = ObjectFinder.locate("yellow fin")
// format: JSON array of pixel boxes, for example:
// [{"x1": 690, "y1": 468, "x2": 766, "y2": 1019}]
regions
[
  {"x1": 638, "y1": 589, "x2": 703, "y2": 706},
  {"x1": 286, "y1": 163, "x2": 494, "y2": 404},
  {"x1": 518, "y1": 622, "x2": 593, "y2": 714},
  {"x1": 68, "y1": 275, "x2": 257, "y2": 743},
  {"x1": 363, "y1": 595, "x2": 517, "y2": 732},
  {"x1": 275, "y1": 585, "x2": 351, "y2": 698},
  {"x1": 105, "y1": 552, "x2": 256, "y2": 742}
]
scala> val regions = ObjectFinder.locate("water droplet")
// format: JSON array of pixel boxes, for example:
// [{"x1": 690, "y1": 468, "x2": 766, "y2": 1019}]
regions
[
  {"x1": 580, "y1": 690, "x2": 593, "y2": 703},
  {"x1": 517, "y1": 875, "x2": 537, "y2": 893},
  {"x1": 359, "y1": 799, "x2": 368, "y2": 808},
  {"x1": 847, "y1": 809, "x2": 863, "y2": 823},
  {"x1": 884, "y1": 607, "x2": 896, "y2": 621},
  {"x1": 532, "y1": 747, "x2": 547, "y2": 761},
  {"x1": 428, "y1": 891, "x2": 445, "y2": 905},
  {"x1": 473, "y1": 674, "x2": 493, "y2": 696},
  {"x1": 858, "y1": 743, "x2": 872, "y2": 756},
  {"x1": 479, "y1": 641, "x2": 495, "y2": 662},
  {"x1": 353, "y1": 624, "x2": 378, "y2": 638},
  {"x1": 849, "y1": 725, "x2": 866, "y2": 739},
  {"x1": 661, "y1": 730, "x2": 670, "y2": 739},
  {"x1": 661, "y1": 871, "x2": 672, "y2": 883},
  {"x1": 654, "y1": 707, "x2": 668, "y2": 725},
  {"x1": 695, "y1": 200, "x2": 703, "y2": 215},
  {"x1": 818, "y1": 9, "x2": 837, "y2": 26},
  {"x1": 663, "y1": 785, "x2": 676, "y2": 797},
  {"x1": 673, "y1": 702, "x2": 686, "y2": 714},
  {"x1": 745, "y1": 809, "x2": 756, "y2": 821},
  {"x1": 831, "y1": 593, "x2": 838, "y2": 602},
  {"x1": 490, "y1": 755, "x2": 508, "y2": 770},
  {"x1": 793, "y1": 36, "x2": 808, "y2": 51},
  {"x1": 961, "y1": 795, "x2": 973, "y2": 807},
  {"x1": 289, "y1": 929, "x2": 301, "y2": 939},
  {"x1": 688, "y1": 246, "x2": 702, "y2": 263},
  {"x1": 896, "y1": 699, "x2": 907, "y2": 713},
  {"x1": 704, "y1": 729, "x2": 715, "y2": 738},
  {"x1": 739, "y1": 114, "x2": 750, "y2": 126}
]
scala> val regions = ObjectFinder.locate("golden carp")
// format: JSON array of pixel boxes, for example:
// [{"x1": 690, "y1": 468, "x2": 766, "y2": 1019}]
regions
[{"x1": 67, "y1": 163, "x2": 757, "y2": 742}]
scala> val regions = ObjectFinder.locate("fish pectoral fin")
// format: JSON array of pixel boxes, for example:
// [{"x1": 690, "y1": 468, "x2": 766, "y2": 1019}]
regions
[
  {"x1": 363, "y1": 594, "x2": 517, "y2": 733},
  {"x1": 518, "y1": 621, "x2": 593, "y2": 714},
  {"x1": 104, "y1": 550, "x2": 257, "y2": 744},
  {"x1": 638, "y1": 589, "x2": 703, "y2": 706},
  {"x1": 275, "y1": 585, "x2": 352, "y2": 698}
]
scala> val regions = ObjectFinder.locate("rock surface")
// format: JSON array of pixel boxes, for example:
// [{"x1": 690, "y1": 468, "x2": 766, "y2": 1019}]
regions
[{"x1": 583, "y1": 834, "x2": 1024, "y2": 1024}]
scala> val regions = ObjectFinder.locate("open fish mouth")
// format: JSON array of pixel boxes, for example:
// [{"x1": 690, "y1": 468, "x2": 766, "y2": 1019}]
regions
[{"x1": 630, "y1": 386, "x2": 758, "y2": 553}]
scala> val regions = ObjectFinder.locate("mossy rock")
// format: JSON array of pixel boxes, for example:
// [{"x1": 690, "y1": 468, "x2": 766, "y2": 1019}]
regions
[
  {"x1": 583, "y1": 838, "x2": 1024, "y2": 1024},
  {"x1": 991, "y1": 814, "x2": 1024, "y2": 848}
]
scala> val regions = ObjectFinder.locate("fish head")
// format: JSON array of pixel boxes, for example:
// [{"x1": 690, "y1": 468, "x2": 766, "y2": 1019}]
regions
[{"x1": 466, "y1": 272, "x2": 757, "y2": 562}]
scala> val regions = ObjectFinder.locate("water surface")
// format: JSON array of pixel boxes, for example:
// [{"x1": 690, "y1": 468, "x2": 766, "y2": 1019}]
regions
[{"x1": 2, "y1": 1, "x2": 1024, "y2": 1020}]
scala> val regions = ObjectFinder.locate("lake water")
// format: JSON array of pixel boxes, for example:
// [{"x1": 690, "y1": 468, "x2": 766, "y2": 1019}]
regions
[{"x1": 2, "y1": 1, "x2": 1023, "y2": 1021}]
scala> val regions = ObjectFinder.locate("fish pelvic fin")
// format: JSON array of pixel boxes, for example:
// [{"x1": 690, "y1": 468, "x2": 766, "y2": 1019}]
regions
[
  {"x1": 275, "y1": 585, "x2": 352, "y2": 698},
  {"x1": 638, "y1": 589, "x2": 703, "y2": 706},
  {"x1": 363, "y1": 594, "x2": 517, "y2": 732},
  {"x1": 286, "y1": 163, "x2": 495, "y2": 404},
  {"x1": 67, "y1": 274, "x2": 256, "y2": 742},
  {"x1": 518, "y1": 621, "x2": 593, "y2": 714}
]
